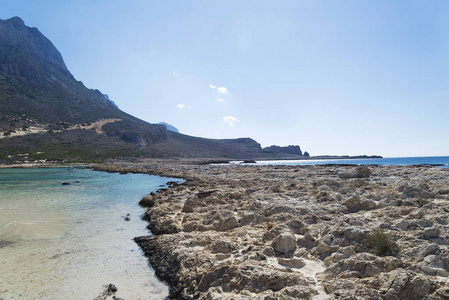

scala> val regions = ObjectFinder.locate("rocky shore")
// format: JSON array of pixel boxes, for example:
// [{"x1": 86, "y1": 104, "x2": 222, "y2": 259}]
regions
[{"x1": 94, "y1": 162, "x2": 449, "y2": 299}]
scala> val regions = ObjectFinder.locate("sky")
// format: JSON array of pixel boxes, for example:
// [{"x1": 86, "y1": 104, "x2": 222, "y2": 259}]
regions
[{"x1": 1, "y1": 0, "x2": 449, "y2": 157}]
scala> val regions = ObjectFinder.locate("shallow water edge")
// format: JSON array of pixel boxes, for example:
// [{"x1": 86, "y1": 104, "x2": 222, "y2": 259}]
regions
[{"x1": 0, "y1": 166, "x2": 183, "y2": 300}]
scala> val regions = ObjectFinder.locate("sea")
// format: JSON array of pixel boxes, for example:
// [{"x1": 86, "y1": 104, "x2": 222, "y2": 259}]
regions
[
  {"x1": 246, "y1": 156, "x2": 449, "y2": 167},
  {"x1": 0, "y1": 167, "x2": 182, "y2": 300}
]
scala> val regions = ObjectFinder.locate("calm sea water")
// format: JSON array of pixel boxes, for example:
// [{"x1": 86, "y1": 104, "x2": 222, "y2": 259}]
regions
[
  {"x1": 251, "y1": 156, "x2": 449, "y2": 166},
  {"x1": 0, "y1": 167, "x2": 181, "y2": 300}
]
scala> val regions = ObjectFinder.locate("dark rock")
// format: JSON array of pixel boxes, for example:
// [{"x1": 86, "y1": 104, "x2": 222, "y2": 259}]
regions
[
  {"x1": 197, "y1": 190, "x2": 217, "y2": 199},
  {"x1": 107, "y1": 283, "x2": 118, "y2": 293},
  {"x1": 134, "y1": 236, "x2": 181, "y2": 287},
  {"x1": 243, "y1": 160, "x2": 256, "y2": 163},
  {"x1": 61, "y1": 182, "x2": 70, "y2": 185},
  {"x1": 139, "y1": 195, "x2": 156, "y2": 207},
  {"x1": 0, "y1": 240, "x2": 14, "y2": 248}
]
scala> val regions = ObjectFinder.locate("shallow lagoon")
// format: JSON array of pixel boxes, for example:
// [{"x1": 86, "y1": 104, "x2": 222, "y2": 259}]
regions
[{"x1": 0, "y1": 167, "x2": 180, "y2": 300}]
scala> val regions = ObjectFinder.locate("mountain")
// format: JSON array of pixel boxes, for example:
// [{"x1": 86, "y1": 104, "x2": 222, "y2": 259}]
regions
[
  {"x1": 102, "y1": 94, "x2": 119, "y2": 108},
  {"x1": 0, "y1": 16, "x2": 166, "y2": 145},
  {"x1": 157, "y1": 122, "x2": 179, "y2": 133},
  {"x1": 0, "y1": 17, "x2": 305, "y2": 163}
]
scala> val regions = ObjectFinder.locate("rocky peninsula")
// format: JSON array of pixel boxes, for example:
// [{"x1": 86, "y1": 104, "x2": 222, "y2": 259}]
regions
[{"x1": 94, "y1": 162, "x2": 449, "y2": 299}]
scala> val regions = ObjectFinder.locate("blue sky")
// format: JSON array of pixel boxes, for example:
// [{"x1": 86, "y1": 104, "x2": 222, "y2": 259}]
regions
[{"x1": 1, "y1": 0, "x2": 448, "y2": 157}]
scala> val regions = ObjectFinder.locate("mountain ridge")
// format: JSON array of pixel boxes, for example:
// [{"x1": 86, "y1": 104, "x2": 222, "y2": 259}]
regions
[{"x1": 0, "y1": 17, "x2": 307, "y2": 163}]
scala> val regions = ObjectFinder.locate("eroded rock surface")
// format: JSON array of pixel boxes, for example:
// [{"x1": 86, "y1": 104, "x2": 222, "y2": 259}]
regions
[{"x1": 96, "y1": 163, "x2": 449, "y2": 299}]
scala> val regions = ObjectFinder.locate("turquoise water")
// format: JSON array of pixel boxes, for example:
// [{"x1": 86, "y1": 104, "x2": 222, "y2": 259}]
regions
[
  {"x1": 0, "y1": 167, "x2": 181, "y2": 300},
  {"x1": 252, "y1": 156, "x2": 449, "y2": 166}
]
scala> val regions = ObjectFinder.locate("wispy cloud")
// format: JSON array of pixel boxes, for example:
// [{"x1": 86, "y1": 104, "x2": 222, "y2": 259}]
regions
[
  {"x1": 209, "y1": 84, "x2": 228, "y2": 94},
  {"x1": 217, "y1": 87, "x2": 228, "y2": 94},
  {"x1": 172, "y1": 71, "x2": 180, "y2": 77},
  {"x1": 223, "y1": 116, "x2": 239, "y2": 127},
  {"x1": 216, "y1": 98, "x2": 225, "y2": 102},
  {"x1": 177, "y1": 104, "x2": 185, "y2": 109}
]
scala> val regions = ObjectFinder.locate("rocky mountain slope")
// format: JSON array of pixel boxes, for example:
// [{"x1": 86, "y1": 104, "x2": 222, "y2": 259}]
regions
[{"x1": 0, "y1": 17, "x2": 307, "y2": 163}]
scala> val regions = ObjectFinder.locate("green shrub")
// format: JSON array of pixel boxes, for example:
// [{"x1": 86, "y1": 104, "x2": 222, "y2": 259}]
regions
[{"x1": 369, "y1": 229, "x2": 399, "y2": 256}]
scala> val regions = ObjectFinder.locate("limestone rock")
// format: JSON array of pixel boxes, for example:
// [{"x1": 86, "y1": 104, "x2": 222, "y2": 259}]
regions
[
  {"x1": 277, "y1": 257, "x2": 306, "y2": 268},
  {"x1": 410, "y1": 275, "x2": 431, "y2": 297},
  {"x1": 395, "y1": 219, "x2": 414, "y2": 230},
  {"x1": 182, "y1": 195, "x2": 202, "y2": 213},
  {"x1": 273, "y1": 232, "x2": 297, "y2": 254},
  {"x1": 129, "y1": 163, "x2": 449, "y2": 299},
  {"x1": 398, "y1": 184, "x2": 432, "y2": 199},
  {"x1": 424, "y1": 227, "x2": 440, "y2": 239},
  {"x1": 211, "y1": 240, "x2": 236, "y2": 254},
  {"x1": 343, "y1": 196, "x2": 377, "y2": 213},
  {"x1": 381, "y1": 269, "x2": 432, "y2": 300},
  {"x1": 215, "y1": 212, "x2": 238, "y2": 232}
]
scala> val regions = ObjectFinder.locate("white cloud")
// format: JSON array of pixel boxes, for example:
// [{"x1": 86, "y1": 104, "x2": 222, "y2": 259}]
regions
[
  {"x1": 216, "y1": 98, "x2": 225, "y2": 102},
  {"x1": 177, "y1": 104, "x2": 192, "y2": 110},
  {"x1": 172, "y1": 71, "x2": 180, "y2": 77},
  {"x1": 223, "y1": 116, "x2": 239, "y2": 127},
  {"x1": 217, "y1": 87, "x2": 228, "y2": 94},
  {"x1": 210, "y1": 84, "x2": 228, "y2": 94}
]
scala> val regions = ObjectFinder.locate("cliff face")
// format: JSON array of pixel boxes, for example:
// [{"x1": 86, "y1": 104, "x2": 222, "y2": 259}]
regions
[
  {"x1": 0, "y1": 17, "x2": 70, "y2": 83},
  {"x1": 0, "y1": 16, "x2": 167, "y2": 147}
]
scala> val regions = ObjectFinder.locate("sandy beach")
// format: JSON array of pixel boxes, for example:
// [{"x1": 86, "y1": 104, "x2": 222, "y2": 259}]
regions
[{"x1": 92, "y1": 161, "x2": 449, "y2": 299}]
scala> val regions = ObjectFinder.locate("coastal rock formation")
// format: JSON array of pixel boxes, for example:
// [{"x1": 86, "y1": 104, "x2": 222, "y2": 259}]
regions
[
  {"x1": 115, "y1": 162, "x2": 449, "y2": 299},
  {"x1": 263, "y1": 145, "x2": 303, "y2": 156}
]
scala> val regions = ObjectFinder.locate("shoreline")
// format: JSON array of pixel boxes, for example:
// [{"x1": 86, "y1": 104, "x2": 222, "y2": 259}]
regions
[
  {"x1": 96, "y1": 161, "x2": 449, "y2": 299},
  {"x1": 3, "y1": 161, "x2": 449, "y2": 299},
  {"x1": 0, "y1": 166, "x2": 173, "y2": 300}
]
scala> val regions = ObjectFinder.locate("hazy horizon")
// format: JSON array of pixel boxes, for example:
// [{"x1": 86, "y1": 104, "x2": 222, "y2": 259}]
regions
[{"x1": 1, "y1": 1, "x2": 448, "y2": 157}]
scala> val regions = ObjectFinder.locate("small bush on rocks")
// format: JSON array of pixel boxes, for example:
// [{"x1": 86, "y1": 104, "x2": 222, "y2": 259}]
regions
[
  {"x1": 369, "y1": 229, "x2": 399, "y2": 256},
  {"x1": 356, "y1": 166, "x2": 371, "y2": 178}
]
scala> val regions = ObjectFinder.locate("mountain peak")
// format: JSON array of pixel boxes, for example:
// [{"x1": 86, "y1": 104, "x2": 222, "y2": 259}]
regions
[
  {"x1": 6, "y1": 16, "x2": 26, "y2": 28},
  {"x1": 0, "y1": 16, "x2": 69, "y2": 82}
]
